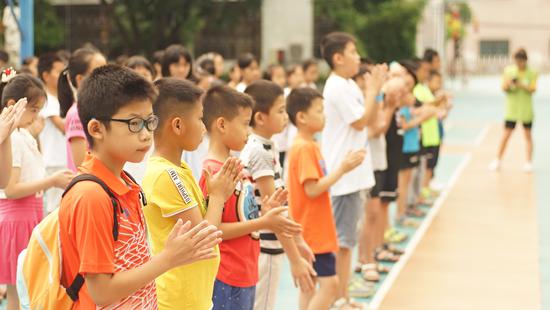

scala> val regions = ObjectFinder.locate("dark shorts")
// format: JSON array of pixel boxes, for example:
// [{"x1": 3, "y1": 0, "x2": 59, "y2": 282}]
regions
[
  {"x1": 382, "y1": 116, "x2": 403, "y2": 203},
  {"x1": 505, "y1": 120, "x2": 533, "y2": 129},
  {"x1": 422, "y1": 146, "x2": 440, "y2": 170},
  {"x1": 400, "y1": 152, "x2": 420, "y2": 170},
  {"x1": 369, "y1": 170, "x2": 386, "y2": 198},
  {"x1": 212, "y1": 279, "x2": 256, "y2": 310},
  {"x1": 313, "y1": 253, "x2": 336, "y2": 277},
  {"x1": 380, "y1": 153, "x2": 399, "y2": 203}
]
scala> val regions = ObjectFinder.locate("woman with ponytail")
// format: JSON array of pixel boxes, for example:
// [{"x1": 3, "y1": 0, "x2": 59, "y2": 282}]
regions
[{"x1": 59, "y1": 47, "x2": 106, "y2": 171}]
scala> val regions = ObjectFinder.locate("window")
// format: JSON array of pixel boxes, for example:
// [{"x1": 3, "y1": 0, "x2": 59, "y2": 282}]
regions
[{"x1": 479, "y1": 40, "x2": 509, "y2": 57}]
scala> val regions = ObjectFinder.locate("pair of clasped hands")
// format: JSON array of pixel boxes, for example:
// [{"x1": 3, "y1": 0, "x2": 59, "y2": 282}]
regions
[{"x1": 161, "y1": 157, "x2": 302, "y2": 268}]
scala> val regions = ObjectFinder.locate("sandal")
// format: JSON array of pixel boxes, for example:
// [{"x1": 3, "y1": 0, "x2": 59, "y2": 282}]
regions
[
  {"x1": 418, "y1": 188, "x2": 436, "y2": 205},
  {"x1": 377, "y1": 263, "x2": 391, "y2": 274},
  {"x1": 406, "y1": 205, "x2": 426, "y2": 217},
  {"x1": 375, "y1": 248, "x2": 400, "y2": 263},
  {"x1": 383, "y1": 243, "x2": 405, "y2": 255},
  {"x1": 348, "y1": 278, "x2": 375, "y2": 300},
  {"x1": 356, "y1": 262, "x2": 390, "y2": 274},
  {"x1": 333, "y1": 297, "x2": 367, "y2": 310},
  {"x1": 397, "y1": 216, "x2": 420, "y2": 228},
  {"x1": 361, "y1": 263, "x2": 380, "y2": 282},
  {"x1": 384, "y1": 227, "x2": 408, "y2": 244}
]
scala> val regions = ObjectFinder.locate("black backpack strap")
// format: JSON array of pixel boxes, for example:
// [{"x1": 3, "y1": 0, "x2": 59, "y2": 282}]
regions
[
  {"x1": 123, "y1": 170, "x2": 147, "y2": 206},
  {"x1": 66, "y1": 274, "x2": 84, "y2": 302},
  {"x1": 62, "y1": 174, "x2": 121, "y2": 241}
]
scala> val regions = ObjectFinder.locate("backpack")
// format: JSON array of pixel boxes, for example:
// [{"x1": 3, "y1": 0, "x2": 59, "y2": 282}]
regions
[
  {"x1": 234, "y1": 178, "x2": 260, "y2": 240},
  {"x1": 16, "y1": 172, "x2": 145, "y2": 310}
]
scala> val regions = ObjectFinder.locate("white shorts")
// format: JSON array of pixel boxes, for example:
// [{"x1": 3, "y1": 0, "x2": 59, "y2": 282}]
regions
[{"x1": 254, "y1": 252, "x2": 284, "y2": 310}]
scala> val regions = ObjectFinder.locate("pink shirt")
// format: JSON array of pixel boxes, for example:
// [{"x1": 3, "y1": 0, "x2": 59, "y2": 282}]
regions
[{"x1": 65, "y1": 104, "x2": 87, "y2": 172}]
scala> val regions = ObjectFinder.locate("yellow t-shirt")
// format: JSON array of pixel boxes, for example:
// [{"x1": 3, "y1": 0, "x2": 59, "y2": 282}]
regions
[{"x1": 142, "y1": 156, "x2": 220, "y2": 310}]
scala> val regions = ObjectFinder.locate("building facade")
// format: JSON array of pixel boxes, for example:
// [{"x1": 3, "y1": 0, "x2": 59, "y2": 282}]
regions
[{"x1": 417, "y1": 0, "x2": 550, "y2": 74}]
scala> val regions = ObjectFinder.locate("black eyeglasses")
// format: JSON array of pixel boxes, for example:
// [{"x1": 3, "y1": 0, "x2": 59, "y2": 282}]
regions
[{"x1": 99, "y1": 115, "x2": 159, "y2": 133}]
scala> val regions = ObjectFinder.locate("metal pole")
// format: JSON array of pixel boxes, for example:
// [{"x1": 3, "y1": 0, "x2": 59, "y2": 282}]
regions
[
  {"x1": 434, "y1": 0, "x2": 446, "y2": 75},
  {"x1": 20, "y1": 0, "x2": 34, "y2": 62}
]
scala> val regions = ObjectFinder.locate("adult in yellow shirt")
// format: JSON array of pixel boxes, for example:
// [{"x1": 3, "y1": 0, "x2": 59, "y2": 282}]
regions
[{"x1": 489, "y1": 48, "x2": 538, "y2": 173}]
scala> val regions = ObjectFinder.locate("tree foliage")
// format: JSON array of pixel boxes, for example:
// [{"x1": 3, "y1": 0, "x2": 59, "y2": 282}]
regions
[
  {"x1": 101, "y1": 0, "x2": 261, "y2": 57},
  {"x1": 315, "y1": 0, "x2": 426, "y2": 62},
  {"x1": 33, "y1": 0, "x2": 65, "y2": 54}
]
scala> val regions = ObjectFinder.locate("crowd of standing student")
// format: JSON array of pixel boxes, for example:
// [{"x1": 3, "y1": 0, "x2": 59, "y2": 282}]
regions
[{"x1": 0, "y1": 29, "x2": 537, "y2": 310}]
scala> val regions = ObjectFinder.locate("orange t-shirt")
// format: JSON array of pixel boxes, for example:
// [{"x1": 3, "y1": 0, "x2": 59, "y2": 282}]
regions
[
  {"x1": 59, "y1": 154, "x2": 157, "y2": 309},
  {"x1": 287, "y1": 136, "x2": 338, "y2": 254}
]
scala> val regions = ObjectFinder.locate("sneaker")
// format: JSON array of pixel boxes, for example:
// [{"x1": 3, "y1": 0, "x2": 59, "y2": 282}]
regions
[
  {"x1": 488, "y1": 159, "x2": 501, "y2": 171},
  {"x1": 419, "y1": 188, "x2": 436, "y2": 205},
  {"x1": 384, "y1": 227, "x2": 408, "y2": 243},
  {"x1": 523, "y1": 162, "x2": 533, "y2": 173}
]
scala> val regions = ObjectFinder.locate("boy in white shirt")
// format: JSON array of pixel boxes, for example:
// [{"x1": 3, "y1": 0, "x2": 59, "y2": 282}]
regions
[
  {"x1": 320, "y1": 32, "x2": 387, "y2": 307},
  {"x1": 37, "y1": 52, "x2": 67, "y2": 213}
]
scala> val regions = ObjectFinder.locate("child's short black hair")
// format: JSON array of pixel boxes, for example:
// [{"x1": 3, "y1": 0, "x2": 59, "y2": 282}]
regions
[
  {"x1": 153, "y1": 77, "x2": 204, "y2": 131},
  {"x1": 286, "y1": 64, "x2": 301, "y2": 77},
  {"x1": 302, "y1": 58, "x2": 318, "y2": 72},
  {"x1": 514, "y1": 48, "x2": 528, "y2": 61},
  {"x1": 237, "y1": 53, "x2": 257, "y2": 70},
  {"x1": 153, "y1": 50, "x2": 164, "y2": 67},
  {"x1": 116, "y1": 54, "x2": 129, "y2": 66},
  {"x1": 428, "y1": 69, "x2": 441, "y2": 79},
  {"x1": 244, "y1": 80, "x2": 284, "y2": 127},
  {"x1": 321, "y1": 32, "x2": 356, "y2": 69},
  {"x1": 202, "y1": 85, "x2": 254, "y2": 132},
  {"x1": 399, "y1": 59, "x2": 419, "y2": 85},
  {"x1": 361, "y1": 57, "x2": 374, "y2": 65},
  {"x1": 126, "y1": 55, "x2": 155, "y2": 77},
  {"x1": 423, "y1": 48, "x2": 439, "y2": 63},
  {"x1": 286, "y1": 87, "x2": 323, "y2": 126},
  {"x1": 38, "y1": 52, "x2": 64, "y2": 82},
  {"x1": 0, "y1": 73, "x2": 46, "y2": 109},
  {"x1": 198, "y1": 58, "x2": 216, "y2": 76},
  {"x1": 263, "y1": 64, "x2": 283, "y2": 81},
  {"x1": 0, "y1": 50, "x2": 9, "y2": 64},
  {"x1": 353, "y1": 63, "x2": 370, "y2": 80},
  {"x1": 22, "y1": 56, "x2": 37, "y2": 66},
  {"x1": 77, "y1": 64, "x2": 157, "y2": 147}
]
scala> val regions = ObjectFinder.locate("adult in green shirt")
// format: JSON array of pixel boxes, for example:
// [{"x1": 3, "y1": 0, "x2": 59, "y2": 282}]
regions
[{"x1": 489, "y1": 49, "x2": 538, "y2": 172}]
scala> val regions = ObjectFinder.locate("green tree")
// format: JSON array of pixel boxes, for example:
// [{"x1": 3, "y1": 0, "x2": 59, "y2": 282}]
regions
[
  {"x1": 34, "y1": 0, "x2": 66, "y2": 54},
  {"x1": 101, "y1": 0, "x2": 261, "y2": 57},
  {"x1": 315, "y1": 0, "x2": 426, "y2": 62}
]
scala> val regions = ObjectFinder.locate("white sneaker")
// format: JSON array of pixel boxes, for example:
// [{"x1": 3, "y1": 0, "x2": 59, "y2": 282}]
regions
[
  {"x1": 488, "y1": 159, "x2": 501, "y2": 171},
  {"x1": 523, "y1": 162, "x2": 533, "y2": 173}
]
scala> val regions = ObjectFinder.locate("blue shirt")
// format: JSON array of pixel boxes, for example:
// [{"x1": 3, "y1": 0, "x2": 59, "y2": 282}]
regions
[{"x1": 400, "y1": 106, "x2": 420, "y2": 153}]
